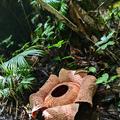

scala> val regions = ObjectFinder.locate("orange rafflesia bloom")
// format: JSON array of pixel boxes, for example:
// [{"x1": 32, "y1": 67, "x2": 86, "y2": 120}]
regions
[{"x1": 29, "y1": 68, "x2": 96, "y2": 120}]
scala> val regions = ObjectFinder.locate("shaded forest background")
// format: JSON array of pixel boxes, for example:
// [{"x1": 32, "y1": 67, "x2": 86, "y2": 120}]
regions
[{"x1": 0, "y1": 0, "x2": 120, "y2": 120}]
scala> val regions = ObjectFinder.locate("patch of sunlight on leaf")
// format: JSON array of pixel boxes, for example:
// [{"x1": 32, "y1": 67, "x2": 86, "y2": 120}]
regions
[
  {"x1": 96, "y1": 41, "x2": 115, "y2": 52},
  {"x1": 108, "y1": 75, "x2": 120, "y2": 83},
  {"x1": 96, "y1": 73, "x2": 109, "y2": 84},
  {"x1": 48, "y1": 40, "x2": 65, "y2": 48},
  {"x1": 113, "y1": 1, "x2": 120, "y2": 8},
  {"x1": 95, "y1": 30, "x2": 115, "y2": 46},
  {"x1": 88, "y1": 67, "x2": 96, "y2": 73}
]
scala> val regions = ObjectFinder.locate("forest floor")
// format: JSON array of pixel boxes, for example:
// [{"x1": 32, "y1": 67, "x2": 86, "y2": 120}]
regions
[{"x1": 0, "y1": 49, "x2": 120, "y2": 120}]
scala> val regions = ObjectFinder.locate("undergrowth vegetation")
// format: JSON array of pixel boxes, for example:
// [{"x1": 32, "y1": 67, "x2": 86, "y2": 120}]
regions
[{"x1": 0, "y1": 48, "x2": 44, "y2": 100}]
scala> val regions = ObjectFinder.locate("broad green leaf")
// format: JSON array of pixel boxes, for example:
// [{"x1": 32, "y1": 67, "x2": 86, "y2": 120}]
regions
[
  {"x1": 101, "y1": 35, "x2": 108, "y2": 42},
  {"x1": 108, "y1": 75, "x2": 119, "y2": 83},
  {"x1": 96, "y1": 41, "x2": 115, "y2": 51},
  {"x1": 95, "y1": 31, "x2": 115, "y2": 46},
  {"x1": 107, "y1": 31, "x2": 115, "y2": 40},
  {"x1": 48, "y1": 40, "x2": 65, "y2": 48},
  {"x1": 89, "y1": 67, "x2": 96, "y2": 73},
  {"x1": 95, "y1": 35, "x2": 108, "y2": 46},
  {"x1": 96, "y1": 73, "x2": 109, "y2": 84}
]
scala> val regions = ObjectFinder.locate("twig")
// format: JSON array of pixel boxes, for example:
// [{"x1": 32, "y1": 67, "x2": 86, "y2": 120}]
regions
[
  {"x1": 9, "y1": 102, "x2": 13, "y2": 114},
  {"x1": 15, "y1": 100, "x2": 18, "y2": 120},
  {"x1": 0, "y1": 99, "x2": 8, "y2": 115}
]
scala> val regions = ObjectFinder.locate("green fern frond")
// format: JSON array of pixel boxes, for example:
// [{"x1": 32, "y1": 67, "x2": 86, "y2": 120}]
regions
[
  {"x1": 20, "y1": 77, "x2": 34, "y2": 90},
  {"x1": 1, "y1": 49, "x2": 44, "y2": 71},
  {"x1": 45, "y1": 0, "x2": 68, "y2": 15},
  {"x1": 60, "y1": 0, "x2": 68, "y2": 15},
  {"x1": 16, "y1": 77, "x2": 34, "y2": 94},
  {"x1": 0, "y1": 88, "x2": 10, "y2": 98},
  {"x1": 0, "y1": 77, "x2": 6, "y2": 89},
  {"x1": 45, "y1": 0, "x2": 60, "y2": 10},
  {"x1": 45, "y1": 0, "x2": 68, "y2": 31},
  {"x1": 57, "y1": 22, "x2": 65, "y2": 31}
]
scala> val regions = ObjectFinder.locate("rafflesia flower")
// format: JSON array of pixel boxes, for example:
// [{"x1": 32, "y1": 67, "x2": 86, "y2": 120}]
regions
[{"x1": 29, "y1": 68, "x2": 96, "y2": 120}]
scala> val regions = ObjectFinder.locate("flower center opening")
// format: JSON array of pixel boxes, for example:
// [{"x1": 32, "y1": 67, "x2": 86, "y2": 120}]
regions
[{"x1": 51, "y1": 85, "x2": 68, "y2": 97}]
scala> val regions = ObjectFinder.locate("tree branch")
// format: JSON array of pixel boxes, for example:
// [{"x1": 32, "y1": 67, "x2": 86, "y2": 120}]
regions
[{"x1": 37, "y1": 0, "x2": 78, "y2": 33}]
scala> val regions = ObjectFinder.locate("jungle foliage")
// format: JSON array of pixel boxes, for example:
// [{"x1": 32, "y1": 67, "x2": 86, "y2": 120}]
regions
[{"x1": 0, "y1": 0, "x2": 120, "y2": 119}]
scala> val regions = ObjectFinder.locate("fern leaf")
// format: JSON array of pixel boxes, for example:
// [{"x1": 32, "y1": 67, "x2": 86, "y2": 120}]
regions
[{"x1": 1, "y1": 49, "x2": 44, "y2": 70}]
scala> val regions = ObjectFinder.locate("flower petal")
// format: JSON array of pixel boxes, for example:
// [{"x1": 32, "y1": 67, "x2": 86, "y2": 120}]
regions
[
  {"x1": 75, "y1": 75, "x2": 96, "y2": 106},
  {"x1": 43, "y1": 103, "x2": 79, "y2": 120},
  {"x1": 59, "y1": 68, "x2": 83, "y2": 85},
  {"x1": 29, "y1": 74, "x2": 60, "y2": 118}
]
